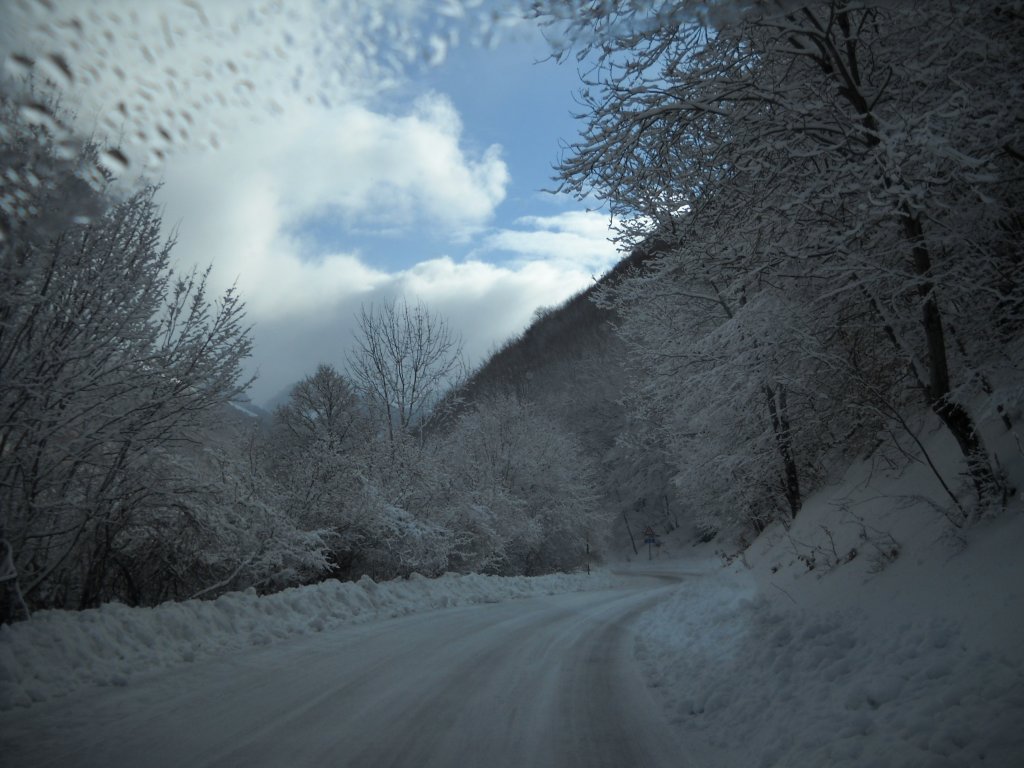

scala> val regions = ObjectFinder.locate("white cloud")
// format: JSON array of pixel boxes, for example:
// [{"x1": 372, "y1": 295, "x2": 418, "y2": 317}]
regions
[
  {"x1": 246, "y1": 254, "x2": 606, "y2": 405},
  {"x1": 151, "y1": 99, "x2": 617, "y2": 405},
  {"x1": 159, "y1": 95, "x2": 509, "y2": 319},
  {"x1": 2, "y1": 1, "x2": 622, "y2": 407},
  {"x1": 479, "y1": 210, "x2": 621, "y2": 274},
  {"x1": 275, "y1": 95, "x2": 508, "y2": 235}
]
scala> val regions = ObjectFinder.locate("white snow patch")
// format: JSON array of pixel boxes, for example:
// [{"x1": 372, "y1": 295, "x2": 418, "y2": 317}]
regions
[
  {"x1": 228, "y1": 400, "x2": 261, "y2": 419},
  {"x1": 633, "y1": 416, "x2": 1024, "y2": 767},
  {"x1": 0, "y1": 569, "x2": 613, "y2": 711}
]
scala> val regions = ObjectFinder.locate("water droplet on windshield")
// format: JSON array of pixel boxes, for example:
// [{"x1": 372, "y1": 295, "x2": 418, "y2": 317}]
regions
[
  {"x1": 4, "y1": 54, "x2": 35, "y2": 78},
  {"x1": 19, "y1": 102, "x2": 58, "y2": 131},
  {"x1": 38, "y1": 53, "x2": 74, "y2": 88},
  {"x1": 98, "y1": 148, "x2": 130, "y2": 174}
]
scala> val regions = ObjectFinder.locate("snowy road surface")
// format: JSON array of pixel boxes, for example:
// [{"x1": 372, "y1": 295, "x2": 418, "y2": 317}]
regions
[{"x1": 3, "y1": 575, "x2": 692, "y2": 768}]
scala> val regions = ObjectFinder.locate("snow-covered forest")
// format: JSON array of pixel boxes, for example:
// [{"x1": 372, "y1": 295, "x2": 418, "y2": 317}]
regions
[
  {"x1": 1, "y1": 0, "x2": 1021, "y2": 621},
  {"x1": 1, "y1": 1, "x2": 1023, "y2": 764},
  {"x1": 1, "y1": 77, "x2": 609, "y2": 613},
  {"x1": 461, "y1": 0, "x2": 1023, "y2": 555},
  {"x1": 552, "y1": 0, "x2": 1022, "y2": 529},
  {"x1": 0, "y1": 125, "x2": 603, "y2": 610}
]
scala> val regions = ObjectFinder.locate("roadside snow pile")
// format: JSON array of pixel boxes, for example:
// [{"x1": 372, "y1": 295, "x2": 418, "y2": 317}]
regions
[
  {"x1": 636, "y1": 420, "x2": 1024, "y2": 767},
  {"x1": 636, "y1": 548, "x2": 1024, "y2": 768},
  {"x1": 0, "y1": 569, "x2": 612, "y2": 711}
]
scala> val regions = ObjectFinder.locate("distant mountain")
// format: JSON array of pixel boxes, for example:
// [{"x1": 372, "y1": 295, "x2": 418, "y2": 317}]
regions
[
  {"x1": 229, "y1": 397, "x2": 269, "y2": 421},
  {"x1": 261, "y1": 383, "x2": 298, "y2": 413}
]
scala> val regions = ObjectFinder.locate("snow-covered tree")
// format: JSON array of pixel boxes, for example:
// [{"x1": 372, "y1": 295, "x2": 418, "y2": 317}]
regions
[
  {"x1": 348, "y1": 297, "x2": 465, "y2": 447},
  {"x1": 546, "y1": 0, "x2": 1023, "y2": 519},
  {"x1": 260, "y1": 366, "x2": 363, "y2": 572},
  {"x1": 438, "y1": 393, "x2": 602, "y2": 574},
  {"x1": 0, "y1": 94, "x2": 318, "y2": 614},
  {"x1": 259, "y1": 361, "x2": 463, "y2": 581}
]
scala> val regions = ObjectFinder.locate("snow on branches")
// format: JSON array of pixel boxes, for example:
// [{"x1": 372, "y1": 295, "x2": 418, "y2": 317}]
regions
[{"x1": 551, "y1": 0, "x2": 1023, "y2": 532}]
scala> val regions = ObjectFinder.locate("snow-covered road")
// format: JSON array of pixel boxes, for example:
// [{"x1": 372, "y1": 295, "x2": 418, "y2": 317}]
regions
[{"x1": 3, "y1": 575, "x2": 692, "y2": 768}]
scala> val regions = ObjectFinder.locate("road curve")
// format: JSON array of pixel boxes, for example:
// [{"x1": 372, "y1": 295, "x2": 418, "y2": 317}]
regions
[{"x1": 4, "y1": 575, "x2": 690, "y2": 768}]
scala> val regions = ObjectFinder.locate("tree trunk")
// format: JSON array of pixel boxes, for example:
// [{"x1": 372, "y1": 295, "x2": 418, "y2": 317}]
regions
[
  {"x1": 903, "y1": 209, "x2": 999, "y2": 506},
  {"x1": 622, "y1": 511, "x2": 639, "y2": 555},
  {"x1": 764, "y1": 383, "x2": 801, "y2": 519},
  {"x1": 815, "y1": 15, "x2": 1001, "y2": 510}
]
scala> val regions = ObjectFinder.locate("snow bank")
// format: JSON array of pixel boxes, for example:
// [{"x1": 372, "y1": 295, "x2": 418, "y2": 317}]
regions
[
  {"x1": 635, "y1": 547, "x2": 1024, "y2": 767},
  {"x1": 0, "y1": 569, "x2": 613, "y2": 711},
  {"x1": 634, "y1": 419, "x2": 1024, "y2": 767}
]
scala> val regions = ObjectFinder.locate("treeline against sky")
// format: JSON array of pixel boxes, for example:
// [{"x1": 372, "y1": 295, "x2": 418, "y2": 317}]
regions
[
  {"x1": 0, "y1": 91, "x2": 602, "y2": 618},
  {"x1": 3, "y1": 0, "x2": 1021, "y2": 618}
]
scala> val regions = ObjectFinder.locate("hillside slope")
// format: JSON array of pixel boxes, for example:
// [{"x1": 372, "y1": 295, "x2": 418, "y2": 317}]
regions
[
  {"x1": 443, "y1": 237, "x2": 689, "y2": 551},
  {"x1": 626, "y1": 413, "x2": 1024, "y2": 766}
]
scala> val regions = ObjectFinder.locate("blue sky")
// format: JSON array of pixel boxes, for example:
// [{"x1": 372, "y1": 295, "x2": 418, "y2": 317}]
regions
[
  {"x1": 417, "y1": 28, "x2": 584, "y2": 227},
  {"x1": 1, "y1": 1, "x2": 622, "y2": 405}
]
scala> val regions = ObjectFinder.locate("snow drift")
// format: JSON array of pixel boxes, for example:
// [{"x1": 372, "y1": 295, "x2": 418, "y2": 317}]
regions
[
  {"x1": 630, "y1": 416, "x2": 1024, "y2": 768},
  {"x1": 0, "y1": 569, "x2": 612, "y2": 711}
]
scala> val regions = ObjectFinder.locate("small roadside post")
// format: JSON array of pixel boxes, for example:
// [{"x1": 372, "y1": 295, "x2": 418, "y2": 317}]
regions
[{"x1": 643, "y1": 526, "x2": 660, "y2": 561}]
